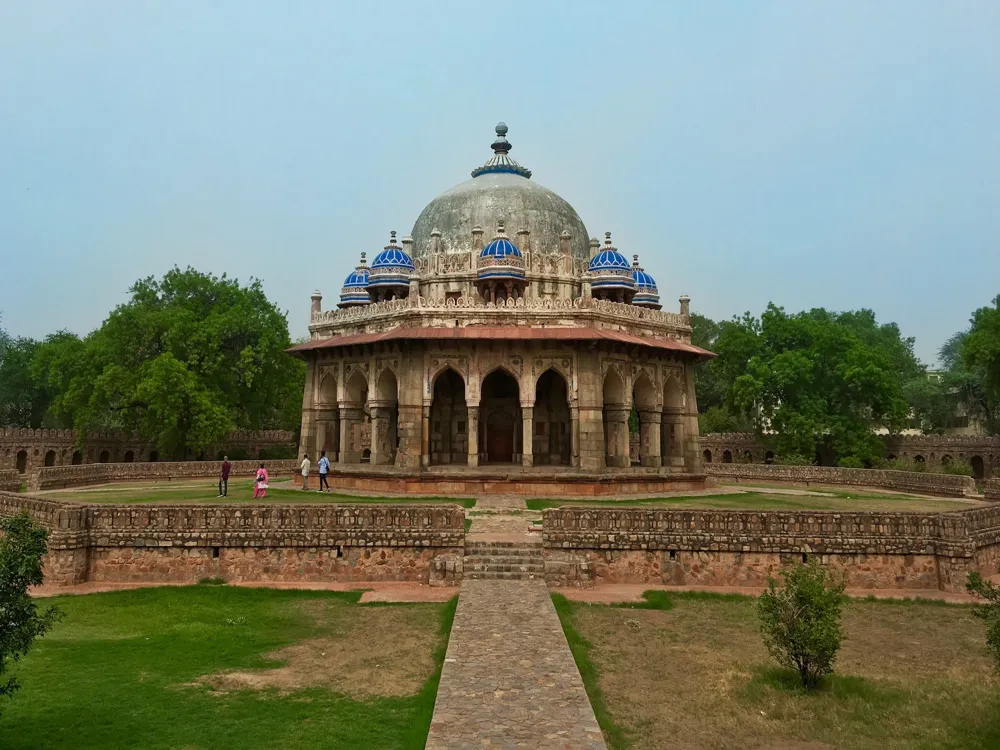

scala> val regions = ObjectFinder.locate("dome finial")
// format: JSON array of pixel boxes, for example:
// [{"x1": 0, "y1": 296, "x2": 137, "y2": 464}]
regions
[
  {"x1": 472, "y1": 122, "x2": 532, "y2": 179},
  {"x1": 632, "y1": 254, "x2": 640, "y2": 268},
  {"x1": 605, "y1": 231, "x2": 613, "y2": 246}
]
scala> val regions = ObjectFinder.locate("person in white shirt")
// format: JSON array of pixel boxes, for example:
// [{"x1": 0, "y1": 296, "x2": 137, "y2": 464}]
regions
[
  {"x1": 300, "y1": 455, "x2": 311, "y2": 490},
  {"x1": 318, "y1": 450, "x2": 331, "y2": 492}
]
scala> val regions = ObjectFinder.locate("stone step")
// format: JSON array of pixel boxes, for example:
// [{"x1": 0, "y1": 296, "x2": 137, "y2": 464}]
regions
[
  {"x1": 462, "y1": 548, "x2": 544, "y2": 559},
  {"x1": 462, "y1": 555, "x2": 545, "y2": 567},
  {"x1": 464, "y1": 540, "x2": 543, "y2": 550},
  {"x1": 463, "y1": 562, "x2": 545, "y2": 574},
  {"x1": 464, "y1": 570, "x2": 545, "y2": 581}
]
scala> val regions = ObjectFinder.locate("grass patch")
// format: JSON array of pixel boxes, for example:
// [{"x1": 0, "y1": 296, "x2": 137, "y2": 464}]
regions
[
  {"x1": 551, "y1": 594, "x2": 630, "y2": 749},
  {"x1": 45, "y1": 481, "x2": 475, "y2": 508},
  {"x1": 464, "y1": 518, "x2": 472, "y2": 533},
  {"x1": 564, "y1": 593, "x2": 1000, "y2": 749},
  {"x1": 613, "y1": 590, "x2": 674, "y2": 611},
  {"x1": 526, "y1": 491, "x2": 971, "y2": 513},
  {"x1": 197, "y1": 576, "x2": 227, "y2": 586},
  {"x1": 0, "y1": 585, "x2": 455, "y2": 749}
]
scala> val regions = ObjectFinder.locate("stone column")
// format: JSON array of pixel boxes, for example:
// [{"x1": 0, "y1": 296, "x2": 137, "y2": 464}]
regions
[
  {"x1": 298, "y1": 360, "x2": 319, "y2": 461},
  {"x1": 605, "y1": 406, "x2": 630, "y2": 469},
  {"x1": 338, "y1": 405, "x2": 364, "y2": 464},
  {"x1": 369, "y1": 404, "x2": 390, "y2": 466},
  {"x1": 421, "y1": 404, "x2": 431, "y2": 467},
  {"x1": 569, "y1": 405, "x2": 580, "y2": 468},
  {"x1": 521, "y1": 406, "x2": 534, "y2": 468},
  {"x1": 639, "y1": 410, "x2": 662, "y2": 468},
  {"x1": 467, "y1": 405, "x2": 479, "y2": 467}
]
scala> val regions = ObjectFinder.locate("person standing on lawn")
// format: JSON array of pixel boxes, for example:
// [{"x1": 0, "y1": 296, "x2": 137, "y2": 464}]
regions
[
  {"x1": 253, "y1": 463, "x2": 269, "y2": 499},
  {"x1": 300, "y1": 454, "x2": 311, "y2": 490},
  {"x1": 218, "y1": 456, "x2": 231, "y2": 497},
  {"x1": 318, "y1": 450, "x2": 330, "y2": 492}
]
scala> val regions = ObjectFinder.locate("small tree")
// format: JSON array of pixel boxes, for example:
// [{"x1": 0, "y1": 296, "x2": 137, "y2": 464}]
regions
[
  {"x1": 757, "y1": 561, "x2": 846, "y2": 689},
  {"x1": 966, "y1": 572, "x2": 1000, "y2": 670},
  {"x1": 0, "y1": 513, "x2": 63, "y2": 718}
]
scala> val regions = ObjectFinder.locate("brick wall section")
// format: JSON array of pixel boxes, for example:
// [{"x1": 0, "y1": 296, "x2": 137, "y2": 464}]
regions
[
  {"x1": 542, "y1": 505, "x2": 1000, "y2": 592},
  {"x1": 0, "y1": 470, "x2": 19, "y2": 492},
  {"x1": 705, "y1": 463, "x2": 977, "y2": 497},
  {"x1": 0, "y1": 491, "x2": 464, "y2": 587},
  {"x1": 28, "y1": 459, "x2": 299, "y2": 491},
  {"x1": 986, "y1": 479, "x2": 1000, "y2": 503}
]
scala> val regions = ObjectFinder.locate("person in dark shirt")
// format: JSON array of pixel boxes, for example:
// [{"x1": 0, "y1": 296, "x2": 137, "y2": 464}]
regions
[{"x1": 218, "y1": 456, "x2": 231, "y2": 497}]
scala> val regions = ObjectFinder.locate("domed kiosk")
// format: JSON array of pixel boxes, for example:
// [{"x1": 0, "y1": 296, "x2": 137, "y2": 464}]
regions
[{"x1": 291, "y1": 124, "x2": 714, "y2": 495}]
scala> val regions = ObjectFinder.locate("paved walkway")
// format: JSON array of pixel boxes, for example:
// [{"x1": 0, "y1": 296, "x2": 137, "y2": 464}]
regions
[{"x1": 426, "y1": 579, "x2": 606, "y2": 749}]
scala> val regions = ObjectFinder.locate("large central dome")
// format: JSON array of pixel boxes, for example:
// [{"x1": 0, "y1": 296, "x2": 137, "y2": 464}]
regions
[{"x1": 410, "y1": 124, "x2": 590, "y2": 262}]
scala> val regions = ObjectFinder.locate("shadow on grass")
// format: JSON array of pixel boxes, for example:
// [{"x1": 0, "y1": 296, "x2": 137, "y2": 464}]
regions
[
  {"x1": 551, "y1": 593, "x2": 629, "y2": 750},
  {"x1": 745, "y1": 665, "x2": 905, "y2": 704}
]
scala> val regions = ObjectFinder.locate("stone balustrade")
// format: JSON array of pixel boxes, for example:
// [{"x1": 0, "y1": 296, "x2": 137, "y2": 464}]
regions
[
  {"x1": 704, "y1": 463, "x2": 977, "y2": 497},
  {"x1": 986, "y1": 478, "x2": 1000, "y2": 503},
  {"x1": 0, "y1": 469, "x2": 19, "y2": 492},
  {"x1": 542, "y1": 504, "x2": 1000, "y2": 592},
  {"x1": 29, "y1": 459, "x2": 299, "y2": 491}
]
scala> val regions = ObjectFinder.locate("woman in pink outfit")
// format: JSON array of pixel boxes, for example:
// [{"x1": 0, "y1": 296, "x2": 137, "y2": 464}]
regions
[{"x1": 252, "y1": 463, "x2": 269, "y2": 499}]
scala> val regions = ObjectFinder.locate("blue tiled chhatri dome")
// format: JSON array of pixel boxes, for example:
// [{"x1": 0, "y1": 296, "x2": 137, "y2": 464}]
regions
[
  {"x1": 368, "y1": 231, "x2": 415, "y2": 292},
  {"x1": 631, "y1": 255, "x2": 661, "y2": 310},
  {"x1": 338, "y1": 253, "x2": 371, "y2": 308},
  {"x1": 478, "y1": 220, "x2": 525, "y2": 281},
  {"x1": 587, "y1": 232, "x2": 636, "y2": 300}
]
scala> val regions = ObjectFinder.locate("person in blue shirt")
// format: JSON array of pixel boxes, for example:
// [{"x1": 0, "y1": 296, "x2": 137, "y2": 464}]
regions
[{"x1": 318, "y1": 450, "x2": 331, "y2": 492}]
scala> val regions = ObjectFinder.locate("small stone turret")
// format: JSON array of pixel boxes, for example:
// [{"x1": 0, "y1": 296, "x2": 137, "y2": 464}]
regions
[
  {"x1": 679, "y1": 294, "x2": 691, "y2": 317},
  {"x1": 588, "y1": 237, "x2": 601, "y2": 260},
  {"x1": 311, "y1": 290, "x2": 322, "y2": 319}
]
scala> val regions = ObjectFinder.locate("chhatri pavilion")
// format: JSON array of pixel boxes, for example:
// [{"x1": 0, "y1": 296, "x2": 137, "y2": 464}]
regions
[{"x1": 290, "y1": 123, "x2": 712, "y2": 492}]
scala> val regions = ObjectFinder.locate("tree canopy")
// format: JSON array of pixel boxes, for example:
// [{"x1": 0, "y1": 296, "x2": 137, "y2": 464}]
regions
[{"x1": 23, "y1": 268, "x2": 304, "y2": 457}]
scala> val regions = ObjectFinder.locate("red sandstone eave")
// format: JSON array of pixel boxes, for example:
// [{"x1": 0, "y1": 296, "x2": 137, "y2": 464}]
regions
[{"x1": 286, "y1": 326, "x2": 716, "y2": 359}]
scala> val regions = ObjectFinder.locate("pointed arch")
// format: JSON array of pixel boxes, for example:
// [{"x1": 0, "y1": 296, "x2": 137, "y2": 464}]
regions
[
  {"x1": 533, "y1": 368, "x2": 570, "y2": 466},
  {"x1": 430, "y1": 367, "x2": 468, "y2": 466},
  {"x1": 480, "y1": 369, "x2": 521, "y2": 463},
  {"x1": 602, "y1": 366, "x2": 629, "y2": 468}
]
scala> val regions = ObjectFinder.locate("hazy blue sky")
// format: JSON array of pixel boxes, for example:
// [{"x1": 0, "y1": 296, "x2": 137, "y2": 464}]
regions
[{"x1": 2, "y1": 1, "x2": 998, "y2": 364}]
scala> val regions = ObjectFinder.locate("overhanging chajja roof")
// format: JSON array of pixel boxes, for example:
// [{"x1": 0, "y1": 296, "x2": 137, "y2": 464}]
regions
[{"x1": 288, "y1": 326, "x2": 715, "y2": 359}]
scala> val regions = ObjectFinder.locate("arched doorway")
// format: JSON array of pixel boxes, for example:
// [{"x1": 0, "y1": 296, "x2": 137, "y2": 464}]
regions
[
  {"x1": 480, "y1": 369, "x2": 520, "y2": 464},
  {"x1": 971, "y1": 456, "x2": 985, "y2": 480},
  {"x1": 148, "y1": 450, "x2": 159, "y2": 462},
  {"x1": 341, "y1": 369, "x2": 369, "y2": 464},
  {"x1": 430, "y1": 369, "x2": 467, "y2": 466},
  {"x1": 722, "y1": 450, "x2": 733, "y2": 464},
  {"x1": 632, "y1": 372, "x2": 658, "y2": 467},
  {"x1": 99, "y1": 450, "x2": 110, "y2": 463},
  {"x1": 123, "y1": 450, "x2": 135, "y2": 463},
  {"x1": 533, "y1": 369, "x2": 570, "y2": 466},
  {"x1": 16, "y1": 450, "x2": 28, "y2": 473},
  {"x1": 602, "y1": 367, "x2": 628, "y2": 468},
  {"x1": 703, "y1": 449, "x2": 712, "y2": 463},
  {"x1": 372, "y1": 369, "x2": 399, "y2": 466},
  {"x1": 72, "y1": 450, "x2": 83, "y2": 465},
  {"x1": 317, "y1": 371, "x2": 340, "y2": 461},
  {"x1": 44, "y1": 450, "x2": 56, "y2": 467},
  {"x1": 661, "y1": 371, "x2": 685, "y2": 468}
]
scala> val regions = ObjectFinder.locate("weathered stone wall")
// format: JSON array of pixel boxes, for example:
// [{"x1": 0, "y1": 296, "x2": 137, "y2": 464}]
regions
[
  {"x1": 701, "y1": 432, "x2": 1000, "y2": 479},
  {"x1": 0, "y1": 469, "x2": 20, "y2": 492},
  {"x1": 704, "y1": 463, "x2": 977, "y2": 497},
  {"x1": 542, "y1": 505, "x2": 1000, "y2": 592},
  {"x1": 28, "y1": 459, "x2": 299, "y2": 491},
  {"x1": 983, "y1": 478, "x2": 1000, "y2": 503},
  {"x1": 0, "y1": 428, "x2": 297, "y2": 475},
  {"x1": 0, "y1": 491, "x2": 464, "y2": 587}
]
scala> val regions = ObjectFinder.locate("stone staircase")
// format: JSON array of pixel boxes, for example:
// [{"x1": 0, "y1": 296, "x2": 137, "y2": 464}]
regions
[{"x1": 463, "y1": 539, "x2": 545, "y2": 581}]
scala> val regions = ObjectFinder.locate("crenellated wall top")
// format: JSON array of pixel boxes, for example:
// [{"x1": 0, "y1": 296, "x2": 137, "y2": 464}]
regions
[{"x1": 310, "y1": 295, "x2": 690, "y2": 334}]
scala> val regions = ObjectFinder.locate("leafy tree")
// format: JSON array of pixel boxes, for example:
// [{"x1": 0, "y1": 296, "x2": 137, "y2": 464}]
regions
[
  {"x1": 0, "y1": 513, "x2": 63, "y2": 717},
  {"x1": 966, "y1": 571, "x2": 1000, "y2": 671},
  {"x1": 32, "y1": 268, "x2": 305, "y2": 457},
  {"x1": 0, "y1": 318, "x2": 52, "y2": 428},
  {"x1": 902, "y1": 375, "x2": 954, "y2": 434},
  {"x1": 961, "y1": 295, "x2": 1000, "y2": 434},
  {"x1": 725, "y1": 305, "x2": 909, "y2": 463},
  {"x1": 757, "y1": 562, "x2": 846, "y2": 689}
]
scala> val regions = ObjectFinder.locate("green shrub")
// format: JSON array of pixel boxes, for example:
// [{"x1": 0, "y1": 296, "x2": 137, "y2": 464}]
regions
[
  {"x1": 773, "y1": 454, "x2": 813, "y2": 466},
  {"x1": 886, "y1": 457, "x2": 926, "y2": 473},
  {"x1": 757, "y1": 561, "x2": 846, "y2": 689},
  {"x1": 941, "y1": 459, "x2": 975, "y2": 477},
  {"x1": 966, "y1": 572, "x2": 1000, "y2": 670},
  {"x1": 837, "y1": 456, "x2": 864, "y2": 469}
]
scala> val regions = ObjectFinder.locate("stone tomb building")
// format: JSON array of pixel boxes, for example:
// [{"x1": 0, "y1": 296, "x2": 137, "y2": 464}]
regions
[{"x1": 291, "y1": 124, "x2": 713, "y2": 490}]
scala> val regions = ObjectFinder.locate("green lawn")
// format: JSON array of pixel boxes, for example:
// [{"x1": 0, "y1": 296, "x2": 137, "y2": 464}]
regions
[
  {"x1": 0, "y1": 586, "x2": 457, "y2": 749},
  {"x1": 554, "y1": 591, "x2": 1000, "y2": 749},
  {"x1": 45, "y1": 481, "x2": 476, "y2": 508},
  {"x1": 526, "y1": 491, "x2": 974, "y2": 513}
]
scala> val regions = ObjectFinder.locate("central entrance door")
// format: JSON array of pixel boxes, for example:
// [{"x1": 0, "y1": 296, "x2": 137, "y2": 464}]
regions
[{"x1": 479, "y1": 369, "x2": 521, "y2": 464}]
